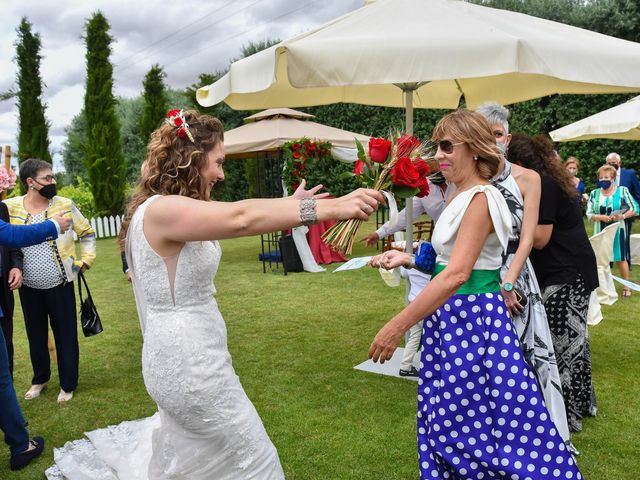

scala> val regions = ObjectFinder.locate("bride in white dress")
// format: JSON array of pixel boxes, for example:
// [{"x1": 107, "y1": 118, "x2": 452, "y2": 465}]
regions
[{"x1": 45, "y1": 110, "x2": 383, "y2": 480}]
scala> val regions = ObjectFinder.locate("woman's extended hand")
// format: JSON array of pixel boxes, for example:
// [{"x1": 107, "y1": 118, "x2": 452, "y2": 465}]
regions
[
  {"x1": 369, "y1": 250, "x2": 412, "y2": 269},
  {"x1": 292, "y1": 179, "x2": 331, "y2": 200},
  {"x1": 331, "y1": 188, "x2": 384, "y2": 221},
  {"x1": 51, "y1": 213, "x2": 72, "y2": 233},
  {"x1": 360, "y1": 232, "x2": 380, "y2": 246},
  {"x1": 368, "y1": 322, "x2": 404, "y2": 364},
  {"x1": 502, "y1": 288, "x2": 524, "y2": 317}
]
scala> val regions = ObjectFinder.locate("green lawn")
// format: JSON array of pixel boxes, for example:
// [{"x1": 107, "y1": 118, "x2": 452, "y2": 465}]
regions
[{"x1": 0, "y1": 220, "x2": 638, "y2": 479}]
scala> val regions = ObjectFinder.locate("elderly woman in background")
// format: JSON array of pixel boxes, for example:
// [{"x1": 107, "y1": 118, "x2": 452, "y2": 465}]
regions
[
  {"x1": 565, "y1": 156, "x2": 587, "y2": 204},
  {"x1": 507, "y1": 134, "x2": 598, "y2": 434},
  {"x1": 4, "y1": 159, "x2": 96, "y2": 403},
  {"x1": 586, "y1": 164, "x2": 638, "y2": 298},
  {"x1": 475, "y1": 102, "x2": 572, "y2": 450}
]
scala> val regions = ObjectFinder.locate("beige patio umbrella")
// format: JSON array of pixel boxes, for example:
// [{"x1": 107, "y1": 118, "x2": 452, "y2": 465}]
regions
[
  {"x1": 550, "y1": 95, "x2": 640, "y2": 142},
  {"x1": 223, "y1": 107, "x2": 370, "y2": 159},
  {"x1": 197, "y1": 0, "x2": 640, "y2": 246}
]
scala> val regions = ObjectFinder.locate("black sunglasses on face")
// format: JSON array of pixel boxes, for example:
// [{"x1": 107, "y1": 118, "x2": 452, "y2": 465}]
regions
[{"x1": 435, "y1": 140, "x2": 464, "y2": 154}]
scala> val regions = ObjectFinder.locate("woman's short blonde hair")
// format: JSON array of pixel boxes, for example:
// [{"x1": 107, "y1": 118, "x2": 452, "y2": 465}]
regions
[
  {"x1": 565, "y1": 156, "x2": 580, "y2": 169},
  {"x1": 597, "y1": 164, "x2": 617, "y2": 179},
  {"x1": 432, "y1": 109, "x2": 500, "y2": 180}
]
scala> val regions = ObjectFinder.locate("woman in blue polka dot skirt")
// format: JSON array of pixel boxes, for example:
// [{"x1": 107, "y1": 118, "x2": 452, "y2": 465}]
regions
[{"x1": 370, "y1": 110, "x2": 582, "y2": 480}]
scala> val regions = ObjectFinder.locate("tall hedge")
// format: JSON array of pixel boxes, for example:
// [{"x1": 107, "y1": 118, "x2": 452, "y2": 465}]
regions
[
  {"x1": 14, "y1": 17, "x2": 51, "y2": 164},
  {"x1": 84, "y1": 11, "x2": 127, "y2": 215},
  {"x1": 140, "y1": 64, "x2": 168, "y2": 145}
]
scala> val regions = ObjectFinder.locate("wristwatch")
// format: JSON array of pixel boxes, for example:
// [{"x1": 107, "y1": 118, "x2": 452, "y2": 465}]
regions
[{"x1": 502, "y1": 282, "x2": 514, "y2": 292}]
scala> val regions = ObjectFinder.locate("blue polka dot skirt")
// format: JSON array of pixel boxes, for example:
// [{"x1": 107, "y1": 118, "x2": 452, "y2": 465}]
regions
[{"x1": 417, "y1": 292, "x2": 583, "y2": 480}]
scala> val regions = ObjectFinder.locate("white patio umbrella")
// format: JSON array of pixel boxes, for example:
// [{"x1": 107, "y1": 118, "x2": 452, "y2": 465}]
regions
[
  {"x1": 550, "y1": 95, "x2": 640, "y2": 142},
  {"x1": 197, "y1": 0, "x2": 640, "y2": 246},
  {"x1": 223, "y1": 107, "x2": 370, "y2": 159}
]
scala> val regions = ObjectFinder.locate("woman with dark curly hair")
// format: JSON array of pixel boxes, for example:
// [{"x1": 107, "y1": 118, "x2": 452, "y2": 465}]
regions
[
  {"x1": 507, "y1": 134, "x2": 598, "y2": 434},
  {"x1": 46, "y1": 109, "x2": 383, "y2": 480}
]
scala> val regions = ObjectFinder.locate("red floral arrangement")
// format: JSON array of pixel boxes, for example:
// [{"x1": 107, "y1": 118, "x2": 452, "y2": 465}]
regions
[
  {"x1": 283, "y1": 138, "x2": 332, "y2": 194},
  {"x1": 322, "y1": 133, "x2": 430, "y2": 255},
  {"x1": 166, "y1": 109, "x2": 194, "y2": 142}
]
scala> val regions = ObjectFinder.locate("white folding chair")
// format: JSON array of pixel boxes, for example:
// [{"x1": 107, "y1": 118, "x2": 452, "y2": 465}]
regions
[{"x1": 587, "y1": 223, "x2": 620, "y2": 325}]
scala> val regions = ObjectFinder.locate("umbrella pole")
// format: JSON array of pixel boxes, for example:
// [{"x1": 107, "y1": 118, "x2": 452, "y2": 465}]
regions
[{"x1": 403, "y1": 87, "x2": 415, "y2": 253}]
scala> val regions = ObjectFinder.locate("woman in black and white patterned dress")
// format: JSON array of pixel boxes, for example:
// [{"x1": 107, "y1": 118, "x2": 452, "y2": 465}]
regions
[
  {"x1": 508, "y1": 134, "x2": 598, "y2": 433},
  {"x1": 493, "y1": 158, "x2": 572, "y2": 447}
]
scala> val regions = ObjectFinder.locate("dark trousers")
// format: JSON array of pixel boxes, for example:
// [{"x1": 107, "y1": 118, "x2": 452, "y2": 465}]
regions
[
  {"x1": 19, "y1": 282, "x2": 79, "y2": 392},
  {"x1": 0, "y1": 326, "x2": 29, "y2": 455},
  {"x1": 0, "y1": 312, "x2": 13, "y2": 378},
  {"x1": 624, "y1": 218, "x2": 634, "y2": 267}
]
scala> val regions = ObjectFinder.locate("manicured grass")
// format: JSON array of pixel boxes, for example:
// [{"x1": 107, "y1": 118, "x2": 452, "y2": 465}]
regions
[{"x1": 0, "y1": 220, "x2": 638, "y2": 479}]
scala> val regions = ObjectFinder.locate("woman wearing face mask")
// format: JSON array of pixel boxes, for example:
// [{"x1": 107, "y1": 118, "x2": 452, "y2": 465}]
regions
[
  {"x1": 3, "y1": 159, "x2": 96, "y2": 403},
  {"x1": 586, "y1": 164, "x2": 638, "y2": 297},
  {"x1": 565, "y1": 157, "x2": 587, "y2": 205}
]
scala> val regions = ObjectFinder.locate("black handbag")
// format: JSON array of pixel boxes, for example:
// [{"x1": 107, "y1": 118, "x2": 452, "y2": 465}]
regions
[{"x1": 77, "y1": 272, "x2": 103, "y2": 337}]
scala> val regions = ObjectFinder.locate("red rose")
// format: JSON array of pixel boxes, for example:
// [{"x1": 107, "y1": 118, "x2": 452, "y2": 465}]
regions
[
  {"x1": 414, "y1": 158, "x2": 430, "y2": 177},
  {"x1": 368, "y1": 137, "x2": 392, "y2": 163},
  {"x1": 292, "y1": 143, "x2": 301, "y2": 151},
  {"x1": 391, "y1": 156, "x2": 420, "y2": 188},
  {"x1": 293, "y1": 152, "x2": 301, "y2": 159},
  {"x1": 416, "y1": 178, "x2": 430, "y2": 197},
  {"x1": 167, "y1": 109, "x2": 181, "y2": 118},
  {"x1": 354, "y1": 159, "x2": 365, "y2": 176},
  {"x1": 177, "y1": 128, "x2": 187, "y2": 138},
  {"x1": 396, "y1": 134, "x2": 421, "y2": 157},
  {"x1": 174, "y1": 117, "x2": 183, "y2": 127}
]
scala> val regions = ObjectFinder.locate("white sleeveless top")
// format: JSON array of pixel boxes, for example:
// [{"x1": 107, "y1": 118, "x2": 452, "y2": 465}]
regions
[{"x1": 431, "y1": 184, "x2": 512, "y2": 270}]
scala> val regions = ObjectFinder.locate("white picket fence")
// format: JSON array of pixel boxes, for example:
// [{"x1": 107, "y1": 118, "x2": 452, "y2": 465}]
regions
[{"x1": 72, "y1": 214, "x2": 124, "y2": 240}]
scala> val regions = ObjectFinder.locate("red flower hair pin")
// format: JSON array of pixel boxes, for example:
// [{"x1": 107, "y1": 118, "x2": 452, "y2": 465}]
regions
[{"x1": 166, "y1": 109, "x2": 195, "y2": 143}]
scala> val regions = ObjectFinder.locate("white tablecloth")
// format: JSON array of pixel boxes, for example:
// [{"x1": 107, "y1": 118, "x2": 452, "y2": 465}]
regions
[{"x1": 631, "y1": 233, "x2": 640, "y2": 265}]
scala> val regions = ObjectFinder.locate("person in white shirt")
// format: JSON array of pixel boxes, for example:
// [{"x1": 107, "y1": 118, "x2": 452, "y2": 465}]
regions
[{"x1": 364, "y1": 176, "x2": 448, "y2": 376}]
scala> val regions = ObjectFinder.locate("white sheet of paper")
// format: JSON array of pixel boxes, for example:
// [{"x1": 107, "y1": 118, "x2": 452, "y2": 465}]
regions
[{"x1": 333, "y1": 256, "x2": 373, "y2": 272}]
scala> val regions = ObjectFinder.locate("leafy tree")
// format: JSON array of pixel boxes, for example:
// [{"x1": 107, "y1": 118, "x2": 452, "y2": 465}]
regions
[
  {"x1": 118, "y1": 96, "x2": 146, "y2": 182},
  {"x1": 84, "y1": 11, "x2": 127, "y2": 215},
  {"x1": 62, "y1": 88, "x2": 188, "y2": 185},
  {"x1": 140, "y1": 64, "x2": 168, "y2": 145},
  {"x1": 62, "y1": 111, "x2": 88, "y2": 185},
  {"x1": 14, "y1": 17, "x2": 51, "y2": 165}
]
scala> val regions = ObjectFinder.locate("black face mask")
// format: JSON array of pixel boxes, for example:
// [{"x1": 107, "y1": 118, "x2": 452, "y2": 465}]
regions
[{"x1": 34, "y1": 181, "x2": 57, "y2": 200}]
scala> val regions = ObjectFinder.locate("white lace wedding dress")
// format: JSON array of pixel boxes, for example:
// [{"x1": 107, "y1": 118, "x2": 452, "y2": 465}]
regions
[{"x1": 46, "y1": 196, "x2": 284, "y2": 480}]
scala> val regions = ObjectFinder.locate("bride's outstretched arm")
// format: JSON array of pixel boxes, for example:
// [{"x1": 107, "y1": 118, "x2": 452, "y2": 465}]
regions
[{"x1": 145, "y1": 189, "x2": 384, "y2": 244}]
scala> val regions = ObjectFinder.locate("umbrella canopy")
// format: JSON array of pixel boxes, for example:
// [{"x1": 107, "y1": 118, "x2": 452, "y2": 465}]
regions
[
  {"x1": 197, "y1": 0, "x2": 640, "y2": 251},
  {"x1": 223, "y1": 108, "x2": 370, "y2": 159},
  {"x1": 550, "y1": 95, "x2": 640, "y2": 142},
  {"x1": 197, "y1": 0, "x2": 640, "y2": 111}
]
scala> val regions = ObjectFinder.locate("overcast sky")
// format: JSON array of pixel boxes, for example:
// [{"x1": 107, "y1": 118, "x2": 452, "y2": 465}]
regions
[{"x1": 0, "y1": 0, "x2": 364, "y2": 170}]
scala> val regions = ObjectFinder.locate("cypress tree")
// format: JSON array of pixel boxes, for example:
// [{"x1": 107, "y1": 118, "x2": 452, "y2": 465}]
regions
[
  {"x1": 15, "y1": 17, "x2": 51, "y2": 164},
  {"x1": 84, "y1": 11, "x2": 126, "y2": 216},
  {"x1": 140, "y1": 64, "x2": 168, "y2": 145}
]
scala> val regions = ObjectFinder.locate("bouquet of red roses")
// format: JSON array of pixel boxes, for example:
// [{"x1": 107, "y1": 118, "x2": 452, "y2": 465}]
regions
[{"x1": 322, "y1": 133, "x2": 431, "y2": 255}]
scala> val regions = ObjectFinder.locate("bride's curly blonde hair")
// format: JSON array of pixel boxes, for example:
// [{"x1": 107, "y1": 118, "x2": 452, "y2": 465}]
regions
[{"x1": 118, "y1": 110, "x2": 224, "y2": 247}]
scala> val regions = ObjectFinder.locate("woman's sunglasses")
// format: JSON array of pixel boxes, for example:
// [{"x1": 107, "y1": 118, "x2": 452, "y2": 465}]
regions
[{"x1": 435, "y1": 140, "x2": 464, "y2": 154}]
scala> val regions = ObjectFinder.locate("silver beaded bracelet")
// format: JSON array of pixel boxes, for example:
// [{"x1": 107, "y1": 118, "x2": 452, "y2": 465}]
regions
[{"x1": 300, "y1": 198, "x2": 318, "y2": 226}]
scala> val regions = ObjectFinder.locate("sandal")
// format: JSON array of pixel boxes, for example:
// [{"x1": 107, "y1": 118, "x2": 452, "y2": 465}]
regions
[
  {"x1": 57, "y1": 389, "x2": 74, "y2": 403},
  {"x1": 623, "y1": 287, "x2": 632, "y2": 298},
  {"x1": 24, "y1": 383, "x2": 47, "y2": 400}
]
